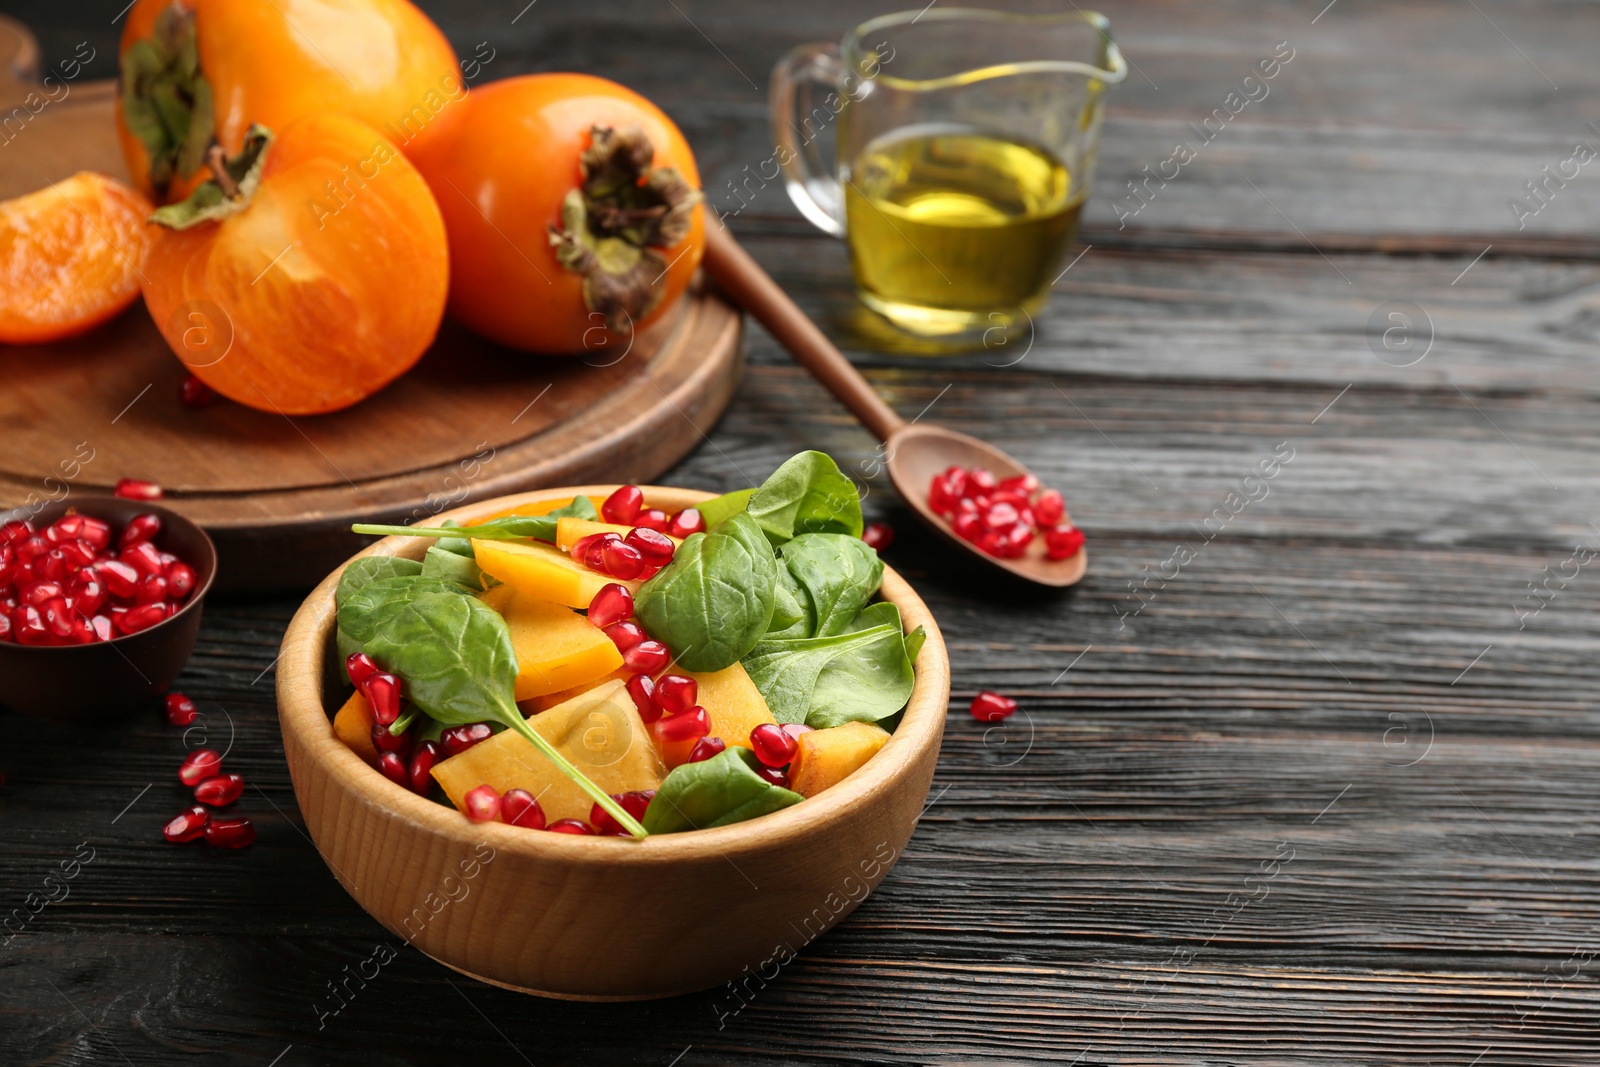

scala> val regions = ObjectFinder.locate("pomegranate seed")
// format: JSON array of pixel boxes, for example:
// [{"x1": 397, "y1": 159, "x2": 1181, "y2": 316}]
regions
[
  {"x1": 15, "y1": 535, "x2": 48, "y2": 566},
  {"x1": 755, "y1": 766, "x2": 790, "y2": 788},
  {"x1": 990, "y1": 490, "x2": 1028, "y2": 510},
  {"x1": 136, "y1": 573, "x2": 169, "y2": 605},
  {"x1": 203, "y1": 817, "x2": 255, "y2": 848},
  {"x1": 634, "y1": 508, "x2": 669, "y2": 532},
  {"x1": 500, "y1": 788, "x2": 545, "y2": 829},
  {"x1": 625, "y1": 527, "x2": 675, "y2": 564},
  {"x1": 362, "y1": 672, "x2": 401, "y2": 725},
  {"x1": 44, "y1": 515, "x2": 84, "y2": 544},
  {"x1": 370, "y1": 723, "x2": 411, "y2": 758},
  {"x1": 119, "y1": 513, "x2": 162, "y2": 550},
  {"x1": 1034, "y1": 489, "x2": 1065, "y2": 526},
  {"x1": 0, "y1": 542, "x2": 13, "y2": 586},
  {"x1": 970, "y1": 690, "x2": 1018, "y2": 722},
  {"x1": 97, "y1": 559, "x2": 141, "y2": 598},
  {"x1": 408, "y1": 741, "x2": 442, "y2": 794},
  {"x1": 166, "y1": 562, "x2": 197, "y2": 600},
  {"x1": 66, "y1": 617, "x2": 97, "y2": 644},
  {"x1": 666, "y1": 508, "x2": 704, "y2": 538},
  {"x1": 464, "y1": 784, "x2": 502, "y2": 822},
  {"x1": 969, "y1": 467, "x2": 997, "y2": 492},
  {"x1": 687, "y1": 736, "x2": 725, "y2": 763},
  {"x1": 20, "y1": 580, "x2": 62, "y2": 607},
  {"x1": 13, "y1": 605, "x2": 53, "y2": 645},
  {"x1": 165, "y1": 692, "x2": 198, "y2": 726},
  {"x1": 68, "y1": 575, "x2": 106, "y2": 616},
  {"x1": 162, "y1": 805, "x2": 210, "y2": 843},
  {"x1": 377, "y1": 752, "x2": 410, "y2": 788},
  {"x1": 590, "y1": 790, "x2": 654, "y2": 836},
  {"x1": 749, "y1": 723, "x2": 798, "y2": 768},
  {"x1": 1044, "y1": 524, "x2": 1086, "y2": 560},
  {"x1": 604, "y1": 620, "x2": 645, "y2": 651},
  {"x1": 567, "y1": 532, "x2": 607, "y2": 564},
  {"x1": 952, "y1": 513, "x2": 983, "y2": 542},
  {"x1": 652, "y1": 705, "x2": 709, "y2": 744},
  {"x1": 120, "y1": 540, "x2": 165, "y2": 577},
  {"x1": 179, "y1": 373, "x2": 217, "y2": 408},
  {"x1": 601, "y1": 540, "x2": 644, "y2": 580},
  {"x1": 61, "y1": 539, "x2": 97, "y2": 569},
  {"x1": 984, "y1": 501, "x2": 1019, "y2": 530},
  {"x1": 547, "y1": 819, "x2": 594, "y2": 835},
  {"x1": 116, "y1": 601, "x2": 168, "y2": 634},
  {"x1": 587, "y1": 583, "x2": 633, "y2": 628},
  {"x1": 194, "y1": 772, "x2": 245, "y2": 807},
  {"x1": 38, "y1": 549, "x2": 75, "y2": 581},
  {"x1": 583, "y1": 533, "x2": 621, "y2": 572},
  {"x1": 90, "y1": 615, "x2": 113, "y2": 642},
  {"x1": 625, "y1": 674, "x2": 660, "y2": 723},
  {"x1": 653, "y1": 673, "x2": 697, "y2": 716},
  {"x1": 114, "y1": 478, "x2": 163, "y2": 501},
  {"x1": 79, "y1": 518, "x2": 113, "y2": 551},
  {"x1": 780, "y1": 723, "x2": 814, "y2": 743},
  {"x1": 0, "y1": 610, "x2": 11, "y2": 642},
  {"x1": 345, "y1": 651, "x2": 377, "y2": 687},
  {"x1": 601, "y1": 485, "x2": 643, "y2": 525},
  {"x1": 862, "y1": 522, "x2": 895, "y2": 551},
  {"x1": 0, "y1": 520, "x2": 31, "y2": 546},
  {"x1": 441, "y1": 722, "x2": 494, "y2": 757},
  {"x1": 999, "y1": 473, "x2": 1040, "y2": 496},
  {"x1": 179, "y1": 749, "x2": 223, "y2": 785},
  {"x1": 623, "y1": 639, "x2": 669, "y2": 675}
]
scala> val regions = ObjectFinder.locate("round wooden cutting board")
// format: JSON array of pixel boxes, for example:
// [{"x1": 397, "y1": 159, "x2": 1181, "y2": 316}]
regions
[{"x1": 0, "y1": 17, "x2": 743, "y2": 589}]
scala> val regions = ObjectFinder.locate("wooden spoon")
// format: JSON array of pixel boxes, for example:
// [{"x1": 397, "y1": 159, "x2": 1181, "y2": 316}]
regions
[{"x1": 702, "y1": 224, "x2": 1086, "y2": 588}]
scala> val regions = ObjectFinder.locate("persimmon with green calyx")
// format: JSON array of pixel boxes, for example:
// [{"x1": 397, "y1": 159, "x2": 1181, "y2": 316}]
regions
[
  {"x1": 117, "y1": 0, "x2": 460, "y2": 203},
  {"x1": 408, "y1": 73, "x2": 705, "y2": 354},
  {"x1": 140, "y1": 114, "x2": 449, "y2": 415}
]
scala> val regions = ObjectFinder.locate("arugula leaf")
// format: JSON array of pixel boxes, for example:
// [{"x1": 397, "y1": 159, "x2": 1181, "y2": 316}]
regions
[
  {"x1": 695, "y1": 487, "x2": 754, "y2": 529},
  {"x1": 746, "y1": 451, "x2": 862, "y2": 545},
  {"x1": 777, "y1": 533, "x2": 883, "y2": 638},
  {"x1": 742, "y1": 602, "x2": 918, "y2": 728},
  {"x1": 349, "y1": 497, "x2": 598, "y2": 545},
  {"x1": 642, "y1": 747, "x2": 803, "y2": 833},
  {"x1": 634, "y1": 511, "x2": 777, "y2": 672}
]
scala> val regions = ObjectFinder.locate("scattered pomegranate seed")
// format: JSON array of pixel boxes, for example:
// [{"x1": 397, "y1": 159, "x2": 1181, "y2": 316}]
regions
[
  {"x1": 162, "y1": 805, "x2": 210, "y2": 843},
  {"x1": 194, "y1": 772, "x2": 245, "y2": 807},
  {"x1": 178, "y1": 373, "x2": 218, "y2": 409},
  {"x1": 502, "y1": 788, "x2": 545, "y2": 829},
  {"x1": 653, "y1": 674, "x2": 697, "y2": 716},
  {"x1": 601, "y1": 485, "x2": 644, "y2": 525},
  {"x1": 754, "y1": 765, "x2": 790, "y2": 788},
  {"x1": 547, "y1": 819, "x2": 595, "y2": 835},
  {"x1": 634, "y1": 508, "x2": 669, "y2": 532},
  {"x1": 165, "y1": 692, "x2": 198, "y2": 727},
  {"x1": 625, "y1": 527, "x2": 675, "y2": 564},
  {"x1": 377, "y1": 752, "x2": 410, "y2": 788},
  {"x1": 601, "y1": 540, "x2": 644, "y2": 580},
  {"x1": 116, "y1": 602, "x2": 169, "y2": 634},
  {"x1": 625, "y1": 674, "x2": 660, "y2": 723},
  {"x1": 362, "y1": 672, "x2": 401, "y2": 725},
  {"x1": 345, "y1": 651, "x2": 378, "y2": 687},
  {"x1": 1043, "y1": 524, "x2": 1085, "y2": 560},
  {"x1": 749, "y1": 723, "x2": 798, "y2": 768},
  {"x1": 862, "y1": 522, "x2": 895, "y2": 551},
  {"x1": 464, "y1": 784, "x2": 502, "y2": 822},
  {"x1": 590, "y1": 790, "x2": 654, "y2": 835},
  {"x1": 203, "y1": 817, "x2": 255, "y2": 848},
  {"x1": 652, "y1": 705, "x2": 709, "y2": 744},
  {"x1": 441, "y1": 722, "x2": 494, "y2": 757},
  {"x1": 370, "y1": 723, "x2": 411, "y2": 758},
  {"x1": 687, "y1": 736, "x2": 726, "y2": 763},
  {"x1": 587, "y1": 583, "x2": 633, "y2": 628},
  {"x1": 408, "y1": 741, "x2": 442, "y2": 794},
  {"x1": 970, "y1": 690, "x2": 1018, "y2": 722},
  {"x1": 666, "y1": 508, "x2": 704, "y2": 538},
  {"x1": 623, "y1": 639, "x2": 669, "y2": 675},
  {"x1": 179, "y1": 749, "x2": 223, "y2": 786},
  {"x1": 604, "y1": 620, "x2": 646, "y2": 651},
  {"x1": 113, "y1": 478, "x2": 163, "y2": 501}
]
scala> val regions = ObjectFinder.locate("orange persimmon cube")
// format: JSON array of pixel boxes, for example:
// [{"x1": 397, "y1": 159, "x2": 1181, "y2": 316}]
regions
[
  {"x1": 554, "y1": 517, "x2": 635, "y2": 553},
  {"x1": 787, "y1": 721, "x2": 890, "y2": 798},
  {"x1": 519, "y1": 668, "x2": 631, "y2": 715},
  {"x1": 472, "y1": 538, "x2": 641, "y2": 610},
  {"x1": 480, "y1": 584, "x2": 625, "y2": 699},
  {"x1": 332, "y1": 690, "x2": 379, "y2": 766},
  {"x1": 658, "y1": 662, "x2": 777, "y2": 768}
]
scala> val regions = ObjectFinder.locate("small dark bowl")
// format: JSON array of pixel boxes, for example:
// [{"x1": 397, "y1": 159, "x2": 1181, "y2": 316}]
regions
[{"x1": 0, "y1": 496, "x2": 217, "y2": 721}]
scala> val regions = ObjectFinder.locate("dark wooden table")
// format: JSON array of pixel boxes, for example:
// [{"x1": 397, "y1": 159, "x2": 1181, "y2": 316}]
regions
[{"x1": 6, "y1": 1, "x2": 1599, "y2": 1063}]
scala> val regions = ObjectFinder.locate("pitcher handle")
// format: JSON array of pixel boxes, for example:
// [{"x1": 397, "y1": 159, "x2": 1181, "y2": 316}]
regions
[{"x1": 770, "y1": 43, "x2": 847, "y2": 237}]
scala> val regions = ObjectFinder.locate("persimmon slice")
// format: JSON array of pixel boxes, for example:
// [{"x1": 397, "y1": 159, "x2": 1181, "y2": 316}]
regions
[{"x1": 0, "y1": 172, "x2": 155, "y2": 344}]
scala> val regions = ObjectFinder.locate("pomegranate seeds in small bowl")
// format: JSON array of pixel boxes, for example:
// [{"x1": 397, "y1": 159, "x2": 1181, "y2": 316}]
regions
[{"x1": 0, "y1": 496, "x2": 216, "y2": 721}]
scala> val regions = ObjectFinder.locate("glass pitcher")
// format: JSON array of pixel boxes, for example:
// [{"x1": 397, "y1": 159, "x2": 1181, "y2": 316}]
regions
[{"x1": 770, "y1": 8, "x2": 1125, "y2": 343}]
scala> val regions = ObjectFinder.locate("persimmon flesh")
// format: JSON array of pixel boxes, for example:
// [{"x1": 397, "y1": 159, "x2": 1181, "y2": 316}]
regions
[
  {"x1": 141, "y1": 113, "x2": 449, "y2": 415},
  {"x1": 0, "y1": 172, "x2": 155, "y2": 344}
]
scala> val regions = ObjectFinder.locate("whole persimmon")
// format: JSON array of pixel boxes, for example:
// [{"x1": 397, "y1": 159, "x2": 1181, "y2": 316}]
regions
[
  {"x1": 141, "y1": 113, "x2": 449, "y2": 415},
  {"x1": 0, "y1": 173, "x2": 156, "y2": 344},
  {"x1": 408, "y1": 73, "x2": 704, "y2": 355},
  {"x1": 117, "y1": 0, "x2": 461, "y2": 203}
]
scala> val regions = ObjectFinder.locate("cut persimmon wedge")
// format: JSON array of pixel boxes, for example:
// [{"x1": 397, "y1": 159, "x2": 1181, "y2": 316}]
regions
[
  {"x1": 472, "y1": 538, "x2": 642, "y2": 609},
  {"x1": 0, "y1": 172, "x2": 155, "y2": 343}
]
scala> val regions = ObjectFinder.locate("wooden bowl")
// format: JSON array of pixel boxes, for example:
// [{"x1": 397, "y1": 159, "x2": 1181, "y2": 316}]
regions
[
  {"x1": 277, "y1": 485, "x2": 949, "y2": 1000},
  {"x1": 0, "y1": 496, "x2": 217, "y2": 721}
]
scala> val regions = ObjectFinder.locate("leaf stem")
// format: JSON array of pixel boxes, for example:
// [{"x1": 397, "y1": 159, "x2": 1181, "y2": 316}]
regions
[
  {"x1": 351, "y1": 523, "x2": 528, "y2": 541},
  {"x1": 504, "y1": 709, "x2": 647, "y2": 838},
  {"x1": 389, "y1": 709, "x2": 417, "y2": 736}
]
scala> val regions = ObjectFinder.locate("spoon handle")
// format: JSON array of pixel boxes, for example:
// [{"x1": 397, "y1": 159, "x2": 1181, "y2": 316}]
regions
[{"x1": 703, "y1": 222, "x2": 906, "y2": 443}]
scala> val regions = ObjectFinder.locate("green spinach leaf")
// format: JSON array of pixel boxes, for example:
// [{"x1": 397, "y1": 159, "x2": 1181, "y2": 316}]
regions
[
  {"x1": 742, "y1": 602, "x2": 917, "y2": 728},
  {"x1": 642, "y1": 747, "x2": 803, "y2": 834},
  {"x1": 766, "y1": 564, "x2": 810, "y2": 640},
  {"x1": 337, "y1": 574, "x2": 472, "y2": 647},
  {"x1": 335, "y1": 556, "x2": 423, "y2": 608},
  {"x1": 695, "y1": 487, "x2": 754, "y2": 529},
  {"x1": 778, "y1": 533, "x2": 883, "y2": 638},
  {"x1": 422, "y1": 544, "x2": 486, "y2": 590},
  {"x1": 746, "y1": 451, "x2": 862, "y2": 545},
  {"x1": 634, "y1": 511, "x2": 777, "y2": 672}
]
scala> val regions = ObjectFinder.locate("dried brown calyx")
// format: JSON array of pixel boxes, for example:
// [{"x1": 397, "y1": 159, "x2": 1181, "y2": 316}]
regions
[{"x1": 548, "y1": 125, "x2": 701, "y2": 331}]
